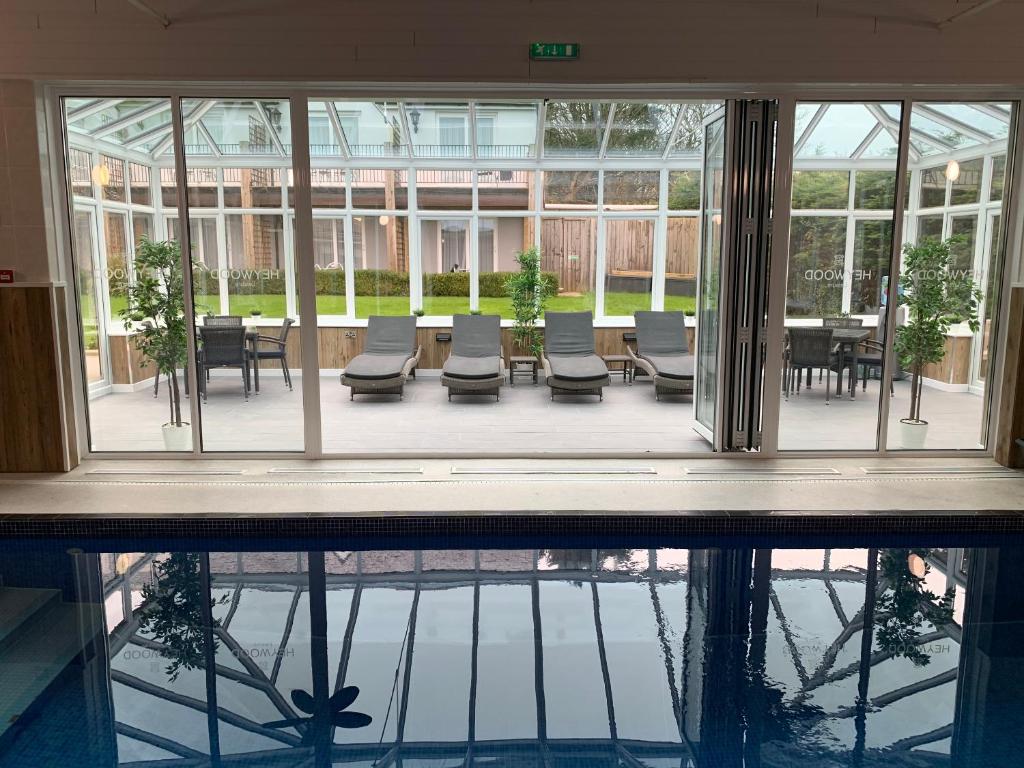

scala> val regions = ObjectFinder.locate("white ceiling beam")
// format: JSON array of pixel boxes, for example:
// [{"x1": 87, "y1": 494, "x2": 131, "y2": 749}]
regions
[
  {"x1": 196, "y1": 121, "x2": 222, "y2": 158},
  {"x1": 325, "y1": 101, "x2": 352, "y2": 159},
  {"x1": 661, "y1": 105, "x2": 686, "y2": 161},
  {"x1": 914, "y1": 104, "x2": 994, "y2": 144},
  {"x1": 598, "y1": 103, "x2": 616, "y2": 160},
  {"x1": 90, "y1": 101, "x2": 169, "y2": 140},
  {"x1": 970, "y1": 102, "x2": 1012, "y2": 123},
  {"x1": 535, "y1": 100, "x2": 547, "y2": 159},
  {"x1": 66, "y1": 98, "x2": 120, "y2": 124},
  {"x1": 865, "y1": 103, "x2": 921, "y2": 162},
  {"x1": 851, "y1": 122, "x2": 884, "y2": 160},
  {"x1": 793, "y1": 104, "x2": 828, "y2": 156},
  {"x1": 254, "y1": 101, "x2": 287, "y2": 156},
  {"x1": 150, "y1": 99, "x2": 217, "y2": 158}
]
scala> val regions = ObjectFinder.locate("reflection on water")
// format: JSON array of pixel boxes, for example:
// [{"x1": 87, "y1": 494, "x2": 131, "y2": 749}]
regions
[{"x1": 0, "y1": 542, "x2": 1021, "y2": 767}]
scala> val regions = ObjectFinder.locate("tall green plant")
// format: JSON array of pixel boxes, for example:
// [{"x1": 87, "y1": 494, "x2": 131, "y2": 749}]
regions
[
  {"x1": 118, "y1": 237, "x2": 189, "y2": 427},
  {"x1": 505, "y1": 247, "x2": 551, "y2": 358},
  {"x1": 895, "y1": 238, "x2": 980, "y2": 424}
]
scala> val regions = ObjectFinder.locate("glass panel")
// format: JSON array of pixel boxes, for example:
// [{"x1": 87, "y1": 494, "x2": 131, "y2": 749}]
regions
[
  {"x1": 542, "y1": 170, "x2": 597, "y2": 211},
  {"x1": 917, "y1": 214, "x2": 944, "y2": 244},
  {"x1": 540, "y1": 217, "x2": 596, "y2": 314},
  {"x1": 128, "y1": 162, "x2": 151, "y2": 207},
  {"x1": 352, "y1": 214, "x2": 410, "y2": 317},
  {"x1": 605, "y1": 103, "x2": 679, "y2": 156},
  {"x1": 328, "y1": 100, "x2": 407, "y2": 158},
  {"x1": 539, "y1": 581, "x2": 610, "y2": 738},
  {"x1": 781, "y1": 102, "x2": 901, "y2": 452},
  {"x1": 475, "y1": 102, "x2": 538, "y2": 159},
  {"x1": 421, "y1": 219, "x2": 470, "y2": 315},
  {"x1": 949, "y1": 215, "x2": 978, "y2": 272},
  {"x1": 543, "y1": 101, "x2": 610, "y2": 157},
  {"x1": 602, "y1": 170, "x2": 659, "y2": 211},
  {"x1": 223, "y1": 214, "x2": 286, "y2": 316},
  {"x1": 406, "y1": 102, "x2": 471, "y2": 158},
  {"x1": 74, "y1": 209, "x2": 104, "y2": 387},
  {"x1": 351, "y1": 169, "x2": 408, "y2": 210},
  {"x1": 309, "y1": 168, "x2": 346, "y2": 209},
  {"x1": 183, "y1": 97, "x2": 301, "y2": 453},
  {"x1": 604, "y1": 219, "x2": 654, "y2": 316},
  {"x1": 791, "y1": 170, "x2": 849, "y2": 209},
  {"x1": 851, "y1": 220, "x2": 893, "y2": 315},
  {"x1": 669, "y1": 102, "x2": 725, "y2": 156},
  {"x1": 888, "y1": 102, "x2": 1011, "y2": 451},
  {"x1": 167, "y1": 216, "x2": 220, "y2": 316},
  {"x1": 919, "y1": 165, "x2": 947, "y2": 208},
  {"x1": 949, "y1": 158, "x2": 983, "y2": 205},
  {"x1": 477, "y1": 169, "x2": 533, "y2": 210},
  {"x1": 695, "y1": 112, "x2": 726, "y2": 435},
  {"x1": 854, "y1": 170, "x2": 896, "y2": 209},
  {"x1": 978, "y1": 214, "x2": 1001, "y2": 381},
  {"x1": 103, "y1": 211, "x2": 131, "y2": 308},
  {"x1": 417, "y1": 169, "x2": 472, "y2": 210},
  {"x1": 478, "y1": 216, "x2": 528, "y2": 319},
  {"x1": 223, "y1": 167, "x2": 283, "y2": 208},
  {"x1": 403, "y1": 587, "x2": 474, "y2": 741},
  {"x1": 311, "y1": 217, "x2": 347, "y2": 315},
  {"x1": 785, "y1": 217, "x2": 847, "y2": 318},
  {"x1": 99, "y1": 154, "x2": 126, "y2": 202},
  {"x1": 665, "y1": 216, "x2": 699, "y2": 314},
  {"x1": 476, "y1": 584, "x2": 537, "y2": 739},
  {"x1": 667, "y1": 170, "x2": 700, "y2": 210},
  {"x1": 990, "y1": 155, "x2": 1006, "y2": 201},
  {"x1": 64, "y1": 96, "x2": 194, "y2": 452}
]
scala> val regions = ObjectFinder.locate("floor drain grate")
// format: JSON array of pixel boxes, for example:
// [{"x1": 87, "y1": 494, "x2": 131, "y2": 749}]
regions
[
  {"x1": 84, "y1": 469, "x2": 246, "y2": 476},
  {"x1": 450, "y1": 466, "x2": 657, "y2": 475},
  {"x1": 267, "y1": 467, "x2": 424, "y2": 475}
]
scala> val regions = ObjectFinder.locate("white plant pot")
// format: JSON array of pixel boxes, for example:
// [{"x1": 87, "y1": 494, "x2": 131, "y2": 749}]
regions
[
  {"x1": 161, "y1": 423, "x2": 192, "y2": 451},
  {"x1": 899, "y1": 419, "x2": 929, "y2": 450}
]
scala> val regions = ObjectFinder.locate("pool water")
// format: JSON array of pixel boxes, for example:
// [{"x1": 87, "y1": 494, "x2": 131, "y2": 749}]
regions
[{"x1": 0, "y1": 536, "x2": 1021, "y2": 767}]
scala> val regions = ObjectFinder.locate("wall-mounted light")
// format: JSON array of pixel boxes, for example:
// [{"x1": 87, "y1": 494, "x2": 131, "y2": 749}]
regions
[
  {"x1": 907, "y1": 553, "x2": 928, "y2": 579},
  {"x1": 378, "y1": 215, "x2": 390, "y2": 226},
  {"x1": 91, "y1": 163, "x2": 110, "y2": 186},
  {"x1": 407, "y1": 106, "x2": 421, "y2": 134},
  {"x1": 945, "y1": 159, "x2": 961, "y2": 182}
]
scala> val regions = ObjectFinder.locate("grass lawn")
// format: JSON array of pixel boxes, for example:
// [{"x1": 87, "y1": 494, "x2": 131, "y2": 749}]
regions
[{"x1": 107, "y1": 292, "x2": 696, "y2": 321}]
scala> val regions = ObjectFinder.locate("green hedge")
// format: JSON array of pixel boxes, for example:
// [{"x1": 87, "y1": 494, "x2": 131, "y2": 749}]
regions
[{"x1": 192, "y1": 268, "x2": 559, "y2": 298}]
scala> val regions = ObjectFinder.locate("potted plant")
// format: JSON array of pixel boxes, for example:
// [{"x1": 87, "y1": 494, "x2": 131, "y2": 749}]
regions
[
  {"x1": 505, "y1": 247, "x2": 552, "y2": 358},
  {"x1": 894, "y1": 238, "x2": 980, "y2": 448},
  {"x1": 119, "y1": 236, "x2": 191, "y2": 451}
]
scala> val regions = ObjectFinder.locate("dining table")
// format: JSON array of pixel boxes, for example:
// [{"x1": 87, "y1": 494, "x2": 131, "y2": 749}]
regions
[{"x1": 787, "y1": 326, "x2": 872, "y2": 400}]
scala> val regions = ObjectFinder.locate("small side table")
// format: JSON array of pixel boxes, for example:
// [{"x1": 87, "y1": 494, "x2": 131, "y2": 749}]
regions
[
  {"x1": 509, "y1": 355, "x2": 538, "y2": 386},
  {"x1": 602, "y1": 354, "x2": 634, "y2": 384}
]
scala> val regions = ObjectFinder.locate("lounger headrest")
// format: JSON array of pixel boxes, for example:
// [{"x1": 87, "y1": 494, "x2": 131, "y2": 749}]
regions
[
  {"x1": 544, "y1": 311, "x2": 596, "y2": 356},
  {"x1": 635, "y1": 311, "x2": 689, "y2": 355},
  {"x1": 452, "y1": 314, "x2": 501, "y2": 358},
  {"x1": 365, "y1": 315, "x2": 416, "y2": 355}
]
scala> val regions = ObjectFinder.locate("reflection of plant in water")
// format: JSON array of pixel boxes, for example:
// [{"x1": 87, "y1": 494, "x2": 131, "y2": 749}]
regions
[
  {"x1": 875, "y1": 548, "x2": 954, "y2": 667},
  {"x1": 138, "y1": 553, "x2": 228, "y2": 682},
  {"x1": 541, "y1": 549, "x2": 634, "y2": 572}
]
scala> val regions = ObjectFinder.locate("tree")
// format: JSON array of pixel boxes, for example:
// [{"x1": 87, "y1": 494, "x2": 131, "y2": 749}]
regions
[
  {"x1": 875, "y1": 549, "x2": 955, "y2": 667},
  {"x1": 895, "y1": 237, "x2": 980, "y2": 424},
  {"x1": 505, "y1": 247, "x2": 551, "y2": 357},
  {"x1": 118, "y1": 237, "x2": 189, "y2": 427}
]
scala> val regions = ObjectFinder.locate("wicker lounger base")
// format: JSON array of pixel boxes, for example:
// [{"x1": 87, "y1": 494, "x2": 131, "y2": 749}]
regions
[
  {"x1": 341, "y1": 374, "x2": 407, "y2": 400},
  {"x1": 441, "y1": 374, "x2": 504, "y2": 401},
  {"x1": 654, "y1": 376, "x2": 694, "y2": 400},
  {"x1": 546, "y1": 376, "x2": 610, "y2": 401}
]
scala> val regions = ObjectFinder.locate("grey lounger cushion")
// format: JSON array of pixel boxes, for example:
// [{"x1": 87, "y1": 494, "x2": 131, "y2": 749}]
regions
[
  {"x1": 544, "y1": 311, "x2": 597, "y2": 356},
  {"x1": 546, "y1": 354, "x2": 609, "y2": 381},
  {"x1": 642, "y1": 354, "x2": 694, "y2": 379},
  {"x1": 443, "y1": 355, "x2": 502, "y2": 379},
  {"x1": 635, "y1": 311, "x2": 689, "y2": 355},
  {"x1": 443, "y1": 315, "x2": 503, "y2": 380},
  {"x1": 344, "y1": 354, "x2": 415, "y2": 380},
  {"x1": 344, "y1": 316, "x2": 417, "y2": 380}
]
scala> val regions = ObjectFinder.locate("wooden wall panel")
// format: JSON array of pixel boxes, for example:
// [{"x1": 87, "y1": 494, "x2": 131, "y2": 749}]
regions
[
  {"x1": 995, "y1": 287, "x2": 1024, "y2": 467},
  {"x1": 920, "y1": 335, "x2": 973, "y2": 385},
  {"x1": 0, "y1": 287, "x2": 69, "y2": 472}
]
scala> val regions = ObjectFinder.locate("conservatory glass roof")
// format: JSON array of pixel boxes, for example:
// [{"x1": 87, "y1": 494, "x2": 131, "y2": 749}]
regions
[{"x1": 63, "y1": 98, "x2": 1012, "y2": 163}]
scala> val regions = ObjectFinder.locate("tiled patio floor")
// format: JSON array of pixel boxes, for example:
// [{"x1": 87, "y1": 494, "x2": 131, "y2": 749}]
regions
[{"x1": 85, "y1": 370, "x2": 986, "y2": 454}]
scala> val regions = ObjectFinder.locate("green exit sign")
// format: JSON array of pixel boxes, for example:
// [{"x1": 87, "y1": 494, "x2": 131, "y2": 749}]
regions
[{"x1": 530, "y1": 42, "x2": 580, "y2": 61}]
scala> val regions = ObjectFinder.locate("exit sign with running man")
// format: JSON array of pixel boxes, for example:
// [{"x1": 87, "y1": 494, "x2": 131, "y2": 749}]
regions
[{"x1": 530, "y1": 43, "x2": 580, "y2": 61}]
